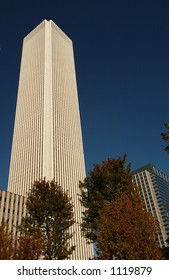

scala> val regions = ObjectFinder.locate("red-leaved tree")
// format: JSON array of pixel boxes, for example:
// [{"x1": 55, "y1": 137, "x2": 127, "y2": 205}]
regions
[{"x1": 96, "y1": 192, "x2": 162, "y2": 259}]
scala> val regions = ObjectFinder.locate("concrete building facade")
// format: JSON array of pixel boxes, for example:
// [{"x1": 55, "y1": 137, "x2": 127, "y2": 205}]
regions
[
  {"x1": 8, "y1": 20, "x2": 93, "y2": 259},
  {"x1": 132, "y1": 164, "x2": 169, "y2": 247},
  {"x1": 0, "y1": 190, "x2": 26, "y2": 236}
]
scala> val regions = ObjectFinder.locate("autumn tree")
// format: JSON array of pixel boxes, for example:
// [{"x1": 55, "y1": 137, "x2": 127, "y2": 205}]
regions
[
  {"x1": 14, "y1": 230, "x2": 43, "y2": 260},
  {"x1": 96, "y1": 192, "x2": 162, "y2": 259},
  {"x1": 0, "y1": 222, "x2": 14, "y2": 260},
  {"x1": 20, "y1": 179, "x2": 75, "y2": 259},
  {"x1": 79, "y1": 155, "x2": 162, "y2": 259},
  {"x1": 79, "y1": 155, "x2": 133, "y2": 243},
  {"x1": 161, "y1": 123, "x2": 169, "y2": 153}
]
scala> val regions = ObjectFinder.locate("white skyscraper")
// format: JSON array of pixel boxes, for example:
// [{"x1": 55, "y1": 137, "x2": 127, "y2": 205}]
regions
[{"x1": 8, "y1": 19, "x2": 93, "y2": 259}]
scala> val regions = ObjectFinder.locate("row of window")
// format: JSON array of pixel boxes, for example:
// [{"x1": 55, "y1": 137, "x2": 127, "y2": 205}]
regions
[
  {"x1": 1, "y1": 207, "x2": 25, "y2": 216},
  {"x1": 0, "y1": 197, "x2": 25, "y2": 206}
]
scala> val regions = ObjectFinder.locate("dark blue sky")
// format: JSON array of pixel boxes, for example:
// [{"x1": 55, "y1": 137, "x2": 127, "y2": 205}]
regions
[{"x1": 1, "y1": 0, "x2": 169, "y2": 189}]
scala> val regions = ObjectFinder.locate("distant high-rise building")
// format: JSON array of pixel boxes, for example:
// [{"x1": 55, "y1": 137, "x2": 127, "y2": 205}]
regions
[
  {"x1": 132, "y1": 164, "x2": 169, "y2": 247},
  {"x1": 8, "y1": 20, "x2": 93, "y2": 259}
]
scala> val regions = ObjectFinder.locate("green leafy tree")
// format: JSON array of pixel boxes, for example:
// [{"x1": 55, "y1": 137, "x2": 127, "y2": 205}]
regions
[
  {"x1": 161, "y1": 123, "x2": 169, "y2": 152},
  {"x1": 79, "y1": 155, "x2": 133, "y2": 243},
  {"x1": 96, "y1": 192, "x2": 162, "y2": 259},
  {"x1": 21, "y1": 179, "x2": 75, "y2": 259}
]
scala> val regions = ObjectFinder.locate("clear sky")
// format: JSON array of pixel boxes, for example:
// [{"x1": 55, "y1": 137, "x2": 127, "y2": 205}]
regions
[{"x1": 1, "y1": 0, "x2": 169, "y2": 190}]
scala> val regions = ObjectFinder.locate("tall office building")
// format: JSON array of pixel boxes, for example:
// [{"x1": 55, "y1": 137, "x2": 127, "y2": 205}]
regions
[
  {"x1": 132, "y1": 164, "x2": 169, "y2": 247},
  {"x1": 8, "y1": 20, "x2": 93, "y2": 259}
]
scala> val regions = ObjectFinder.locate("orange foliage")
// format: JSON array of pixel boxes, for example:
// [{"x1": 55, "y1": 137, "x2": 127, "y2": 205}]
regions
[
  {"x1": 14, "y1": 230, "x2": 43, "y2": 260},
  {"x1": 0, "y1": 223, "x2": 43, "y2": 260},
  {"x1": 97, "y1": 192, "x2": 163, "y2": 260},
  {"x1": 0, "y1": 223, "x2": 14, "y2": 260}
]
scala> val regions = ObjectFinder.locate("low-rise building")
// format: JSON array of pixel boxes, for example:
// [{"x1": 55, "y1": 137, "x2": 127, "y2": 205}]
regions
[{"x1": 0, "y1": 190, "x2": 26, "y2": 236}]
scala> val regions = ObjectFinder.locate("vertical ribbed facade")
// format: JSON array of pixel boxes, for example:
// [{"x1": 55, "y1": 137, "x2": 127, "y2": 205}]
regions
[
  {"x1": 8, "y1": 21, "x2": 45, "y2": 195},
  {"x1": 0, "y1": 190, "x2": 27, "y2": 236},
  {"x1": 8, "y1": 20, "x2": 93, "y2": 259},
  {"x1": 132, "y1": 164, "x2": 169, "y2": 248}
]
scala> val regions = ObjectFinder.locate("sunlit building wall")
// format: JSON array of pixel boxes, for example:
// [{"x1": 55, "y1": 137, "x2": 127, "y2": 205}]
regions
[
  {"x1": 0, "y1": 190, "x2": 26, "y2": 236},
  {"x1": 8, "y1": 20, "x2": 93, "y2": 259}
]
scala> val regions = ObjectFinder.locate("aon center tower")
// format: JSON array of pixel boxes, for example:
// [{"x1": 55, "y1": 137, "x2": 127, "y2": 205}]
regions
[{"x1": 8, "y1": 19, "x2": 93, "y2": 260}]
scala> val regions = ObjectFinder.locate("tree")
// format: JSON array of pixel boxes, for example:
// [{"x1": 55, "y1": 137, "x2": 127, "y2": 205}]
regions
[
  {"x1": 0, "y1": 222, "x2": 42, "y2": 260},
  {"x1": 79, "y1": 155, "x2": 163, "y2": 259},
  {"x1": 161, "y1": 237, "x2": 169, "y2": 260},
  {"x1": 96, "y1": 192, "x2": 162, "y2": 259},
  {"x1": 0, "y1": 222, "x2": 14, "y2": 260},
  {"x1": 161, "y1": 123, "x2": 169, "y2": 153},
  {"x1": 166, "y1": 237, "x2": 169, "y2": 245},
  {"x1": 20, "y1": 179, "x2": 75, "y2": 259},
  {"x1": 14, "y1": 230, "x2": 43, "y2": 260},
  {"x1": 79, "y1": 155, "x2": 133, "y2": 243}
]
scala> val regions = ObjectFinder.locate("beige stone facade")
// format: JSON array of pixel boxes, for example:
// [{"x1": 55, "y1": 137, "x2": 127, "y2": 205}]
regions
[
  {"x1": 8, "y1": 20, "x2": 93, "y2": 259},
  {"x1": 0, "y1": 190, "x2": 26, "y2": 236}
]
